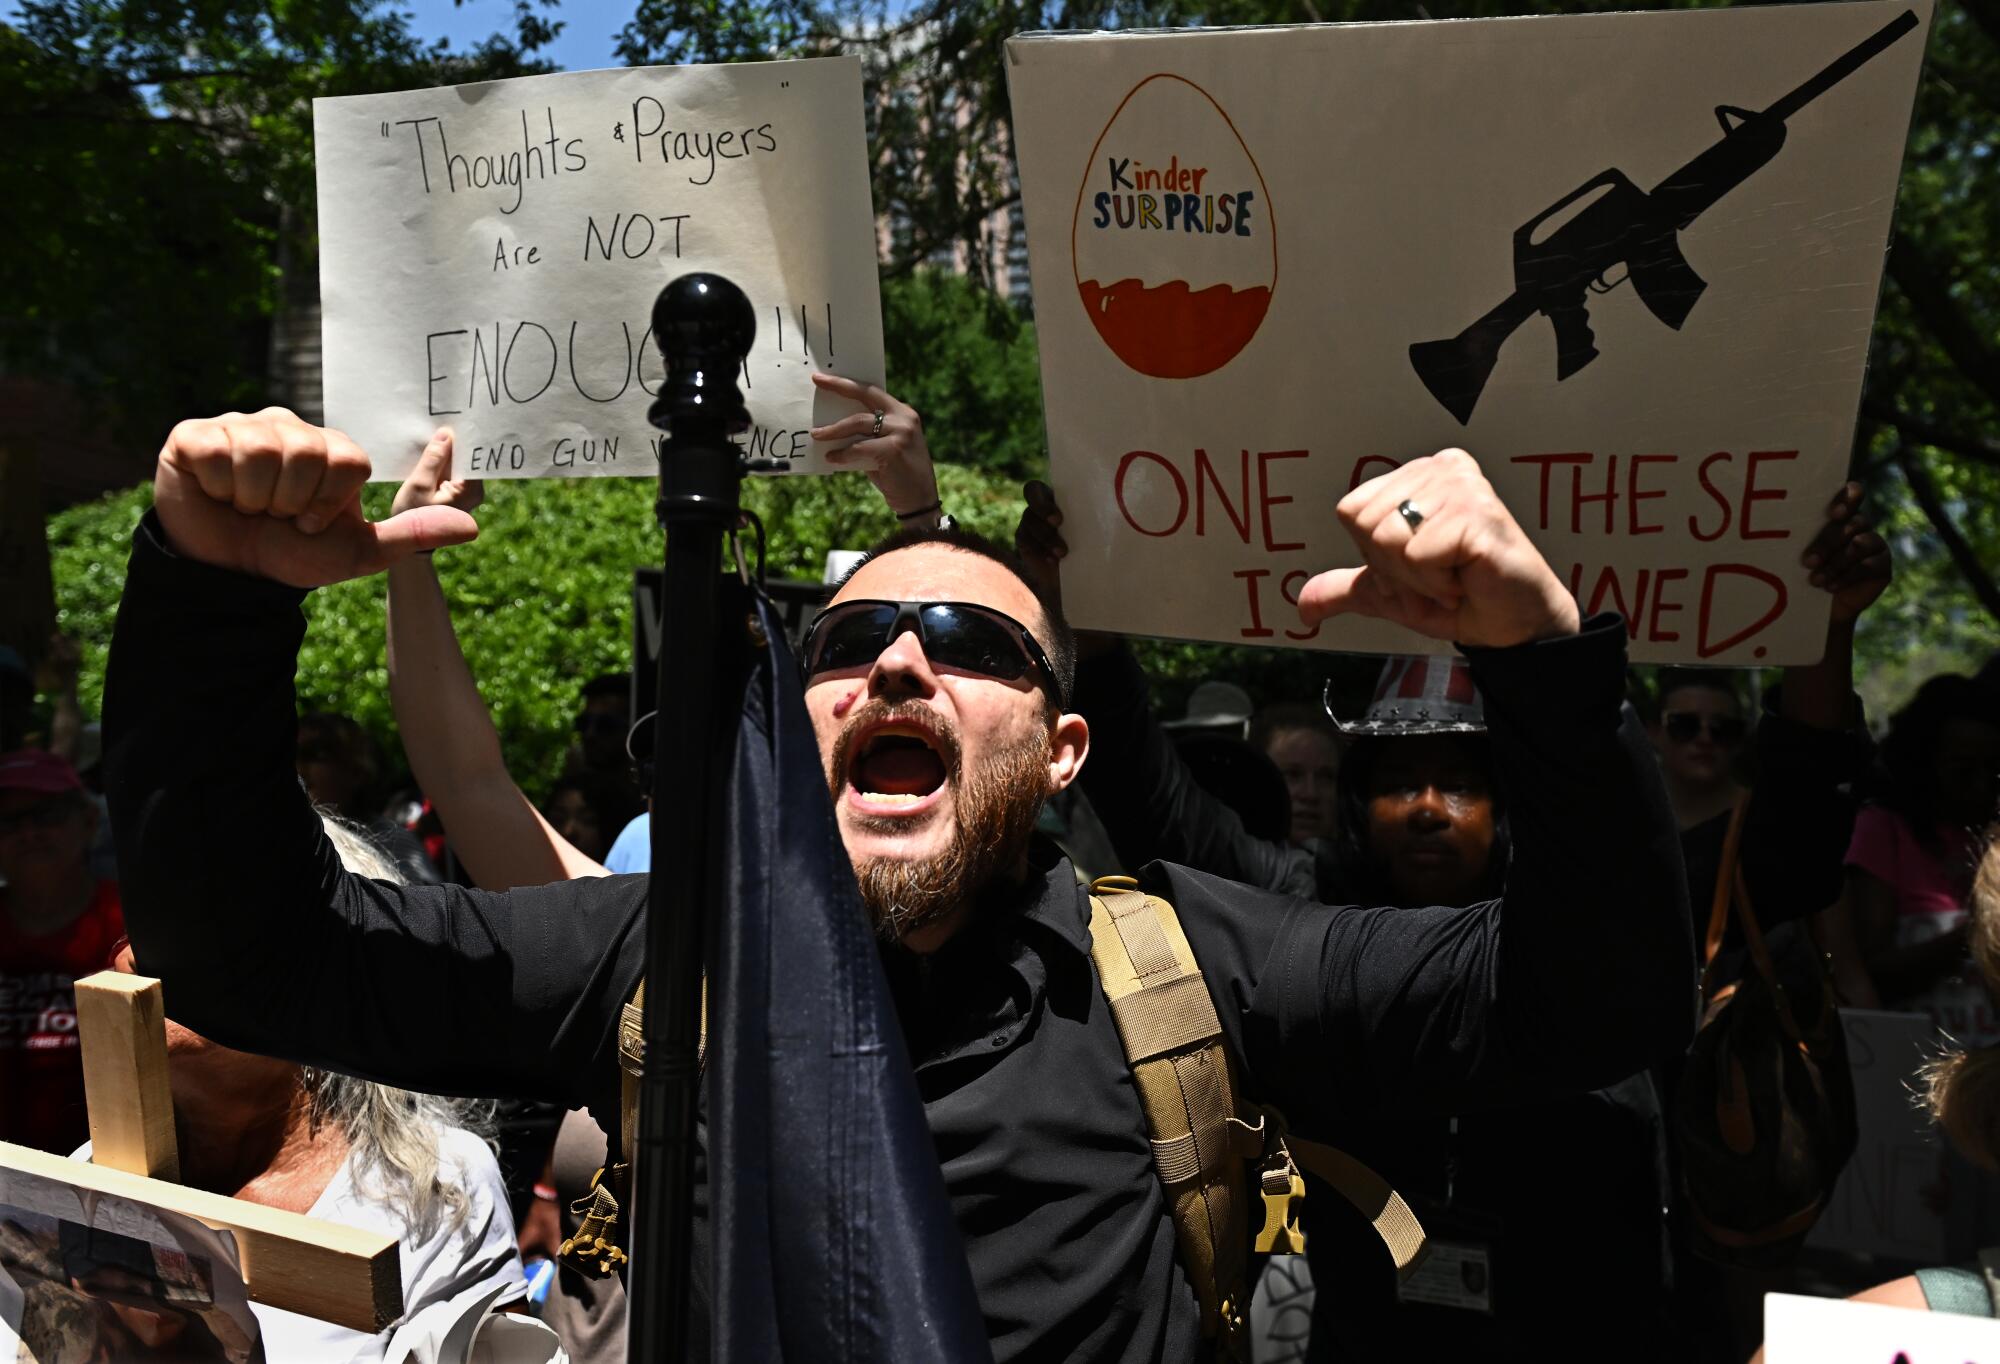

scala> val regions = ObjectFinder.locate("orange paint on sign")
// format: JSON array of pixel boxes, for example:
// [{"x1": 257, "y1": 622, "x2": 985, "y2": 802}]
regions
[{"x1": 1077, "y1": 279, "x2": 1273, "y2": 380}]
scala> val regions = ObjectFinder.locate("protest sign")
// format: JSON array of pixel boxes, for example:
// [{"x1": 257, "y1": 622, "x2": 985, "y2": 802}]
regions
[
  {"x1": 1, "y1": 1155, "x2": 263, "y2": 1362},
  {"x1": 1808, "y1": 1010, "x2": 1950, "y2": 1263},
  {"x1": 314, "y1": 58, "x2": 885, "y2": 482},
  {"x1": 1007, "y1": 2, "x2": 1930, "y2": 663},
  {"x1": 1765, "y1": 1291, "x2": 2000, "y2": 1362}
]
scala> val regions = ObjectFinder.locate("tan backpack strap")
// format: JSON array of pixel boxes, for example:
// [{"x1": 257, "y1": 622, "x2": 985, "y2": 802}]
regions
[
  {"x1": 619, "y1": 979, "x2": 646, "y2": 1179},
  {"x1": 558, "y1": 975, "x2": 709, "y2": 1280},
  {"x1": 1284, "y1": 1131, "x2": 1429, "y2": 1281},
  {"x1": 1086, "y1": 876, "x2": 1430, "y2": 1315},
  {"x1": 1087, "y1": 878, "x2": 1252, "y2": 1357}
]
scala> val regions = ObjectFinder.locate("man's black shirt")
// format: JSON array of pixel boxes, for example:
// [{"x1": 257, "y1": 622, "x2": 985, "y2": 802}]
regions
[
  {"x1": 105, "y1": 513, "x2": 1692, "y2": 1361},
  {"x1": 1072, "y1": 640, "x2": 1865, "y2": 1360}
]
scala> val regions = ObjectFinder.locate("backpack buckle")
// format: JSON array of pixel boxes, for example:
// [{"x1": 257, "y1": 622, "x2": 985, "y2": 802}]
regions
[
  {"x1": 556, "y1": 1163, "x2": 631, "y2": 1279},
  {"x1": 1247, "y1": 1107, "x2": 1308, "y2": 1255},
  {"x1": 1254, "y1": 1151, "x2": 1308, "y2": 1254}
]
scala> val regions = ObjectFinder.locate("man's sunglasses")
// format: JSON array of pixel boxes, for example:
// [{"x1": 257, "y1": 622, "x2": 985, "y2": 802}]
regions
[
  {"x1": 1663, "y1": 712, "x2": 1747, "y2": 745},
  {"x1": 803, "y1": 599, "x2": 1065, "y2": 707}
]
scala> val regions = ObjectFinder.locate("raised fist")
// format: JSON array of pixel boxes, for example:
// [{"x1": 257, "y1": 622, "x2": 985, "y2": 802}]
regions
[
  {"x1": 1298, "y1": 449, "x2": 1580, "y2": 649},
  {"x1": 153, "y1": 408, "x2": 477, "y2": 589}
]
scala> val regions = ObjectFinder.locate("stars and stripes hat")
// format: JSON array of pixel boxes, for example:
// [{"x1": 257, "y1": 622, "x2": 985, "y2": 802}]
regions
[{"x1": 1325, "y1": 655, "x2": 1486, "y2": 737}]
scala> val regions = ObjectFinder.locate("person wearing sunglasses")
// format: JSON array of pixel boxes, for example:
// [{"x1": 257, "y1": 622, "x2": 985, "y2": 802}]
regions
[
  {"x1": 379, "y1": 373, "x2": 941, "y2": 894},
  {"x1": 109, "y1": 407, "x2": 1701, "y2": 1361},
  {"x1": 1649, "y1": 671, "x2": 1751, "y2": 832},
  {"x1": 372, "y1": 380, "x2": 941, "y2": 1355},
  {"x1": 1646, "y1": 483, "x2": 1892, "y2": 987}
]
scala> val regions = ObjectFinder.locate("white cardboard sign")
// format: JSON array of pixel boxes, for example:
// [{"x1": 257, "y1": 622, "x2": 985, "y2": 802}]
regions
[
  {"x1": 1807, "y1": 1010, "x2": 1951, "y2": 1264},
  {"x1": 1765, "y1": 1292, "x2": 2000, "y2": 1362},
  {"x1": 313, "y1": 58, "x2": 886, "y2": 482},
  {"x1": 1006, "y1": 2, "x2": 1930, "y2": 663}
]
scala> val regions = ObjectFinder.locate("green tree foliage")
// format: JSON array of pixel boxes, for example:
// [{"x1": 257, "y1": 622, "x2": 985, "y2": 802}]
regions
[
  {"x1": 882, "y1": 270, "x2": 1046, "y2": 479},
  {"x1": 30, "y1": 0, "x2": 1998, "y2": 747},
  {"x1": 44, "y1": 458, "x2": 1026, "y2": 799},
  {"x1": 1, "y1": 0, "x2": 561, "y2": 442},
  {"x1": 1844, "y1": 0, "x2": 2000, "y2": 708}
]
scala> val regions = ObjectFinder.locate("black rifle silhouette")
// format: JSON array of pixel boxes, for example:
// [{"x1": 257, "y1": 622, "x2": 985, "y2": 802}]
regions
[{"x1": 1409, "y1": 8, "x2": 1918, "y2": 425}]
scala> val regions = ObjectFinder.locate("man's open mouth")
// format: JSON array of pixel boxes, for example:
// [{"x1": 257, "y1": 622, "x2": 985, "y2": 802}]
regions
[{"x1": 847, "y1": 722, "x2": 950, "y2": 812}]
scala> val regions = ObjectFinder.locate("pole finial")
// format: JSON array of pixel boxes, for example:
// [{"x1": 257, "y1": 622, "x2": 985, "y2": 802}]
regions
[{"x1": 648, "y1": 273, "x2": 756, "y2": 436}]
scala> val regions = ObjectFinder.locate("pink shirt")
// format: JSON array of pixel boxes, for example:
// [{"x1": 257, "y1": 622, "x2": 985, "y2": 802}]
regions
[
  {"x1": 1846, "y1": 804, "x2": 1994, "y2": 1044},
  {"x1": 1845, "y1": 805, "x2": 1977, "y2": 926}
]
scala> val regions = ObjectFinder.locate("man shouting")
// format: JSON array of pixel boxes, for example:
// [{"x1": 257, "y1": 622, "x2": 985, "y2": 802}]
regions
[{"x1": 104, "y1": 409, "x2": 1691, "y2": 1361}]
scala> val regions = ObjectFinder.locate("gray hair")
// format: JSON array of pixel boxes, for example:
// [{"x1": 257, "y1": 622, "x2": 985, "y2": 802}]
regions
[{"x1": 306, "y1": 817, "x2": 498, "y2": 1243}]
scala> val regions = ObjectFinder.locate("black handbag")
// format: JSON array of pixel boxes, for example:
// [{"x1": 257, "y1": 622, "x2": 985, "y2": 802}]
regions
[{"x1": 1675, "y1": 794, "x2": 1859, "y2": 1266}]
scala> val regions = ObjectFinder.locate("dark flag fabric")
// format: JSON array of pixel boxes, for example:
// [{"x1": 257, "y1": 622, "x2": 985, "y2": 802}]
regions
[{"x1": 707, "y1": 591, "x2": 993, "y2": 1362}]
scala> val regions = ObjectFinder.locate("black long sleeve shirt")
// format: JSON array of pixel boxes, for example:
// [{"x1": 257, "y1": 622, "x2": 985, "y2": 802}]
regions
[
  {"x1": 1072, "y1": 636, "x2": 1863, "y2": 1360},
  {"x1": 104, "y1": 514, "x2": 1692, "y2": 1362}
]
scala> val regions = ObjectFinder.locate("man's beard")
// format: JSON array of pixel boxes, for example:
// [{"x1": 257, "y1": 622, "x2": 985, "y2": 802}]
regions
[{"x1": 829, "y1": 699, "x2": 1051, "y2": 944}]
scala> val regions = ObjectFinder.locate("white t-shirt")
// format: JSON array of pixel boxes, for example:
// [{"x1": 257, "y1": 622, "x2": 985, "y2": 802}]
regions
[{"x1": 77, "y1": 1126, "x2": 530, "y2": 1362}]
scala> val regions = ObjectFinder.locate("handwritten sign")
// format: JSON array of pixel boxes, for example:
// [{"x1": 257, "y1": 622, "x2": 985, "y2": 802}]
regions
[
  {"x1": 1807, "y1": 1010, "x2": 1951, "y2": 1263},
  {"x1": 1765, "y1": 1292, "x2": 2000, "y2": 1363},
  {"x1": 1006, "y1": 2, "x2": 1930, "y2": 663},
  {"x1": 313, "y1": 58, "x2": 885, "y2": 482}
]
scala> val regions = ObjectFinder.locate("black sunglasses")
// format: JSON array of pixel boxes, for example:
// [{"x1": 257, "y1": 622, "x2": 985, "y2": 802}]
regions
[
  {"x1": 803, "y1": 599, "x2": 1065, "y2": 707},
  {"x1": 1663, "y1": 712, "x2": 1747, "y2": 745}
]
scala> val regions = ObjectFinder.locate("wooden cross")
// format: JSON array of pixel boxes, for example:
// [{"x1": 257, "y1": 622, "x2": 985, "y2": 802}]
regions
[{"x1": 0, "y1": 970, "x2": 403, "y2": 1334}]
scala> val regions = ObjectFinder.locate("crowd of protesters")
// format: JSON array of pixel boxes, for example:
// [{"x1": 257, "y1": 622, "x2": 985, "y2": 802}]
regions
[{"x1": 3, "y1": 380, "x2": 1998, "y2": 1363}]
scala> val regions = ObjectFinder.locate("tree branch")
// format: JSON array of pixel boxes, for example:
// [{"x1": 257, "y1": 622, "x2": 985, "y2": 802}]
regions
[
  {"x1": 1896, "y1": 444, "x2": 2000, "y2": 623},
  {"x1": 95, "y1": 68, "x2": 258, "y2": 91},
  {"x1": 1861, "y1": 398, "x2": 2000, "y2": 472},
  {"x1": 880, "y1": 180, "x2": 1023, "y2": 279},
  {"x1": 22, "y1": 106, "x2": 242, "y2": 137},
  {"x1": 1889, "y1": 232, "x2": 2000, "y2": 412}
]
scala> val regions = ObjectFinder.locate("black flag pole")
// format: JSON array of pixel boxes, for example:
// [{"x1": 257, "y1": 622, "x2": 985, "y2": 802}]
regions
[{"x1": 629, "y1": 273, "x2": 758, "y2": 1363}]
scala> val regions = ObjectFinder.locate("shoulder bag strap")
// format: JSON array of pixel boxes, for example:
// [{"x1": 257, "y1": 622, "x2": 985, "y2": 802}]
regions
[{"x1": 1087, "y1": 878, "x2": 1253, "y2": 1357}]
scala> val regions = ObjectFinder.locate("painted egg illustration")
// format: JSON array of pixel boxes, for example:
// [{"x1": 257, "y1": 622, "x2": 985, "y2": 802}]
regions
[{"x1": 1071, "y1": 74, "x2": 1276, "y2": 380}]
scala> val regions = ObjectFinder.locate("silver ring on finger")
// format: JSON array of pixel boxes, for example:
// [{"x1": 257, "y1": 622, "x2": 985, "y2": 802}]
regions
[
  {"x1": 871, "y1": 409, "x2": 886, "y2": 439},
  {"x1": 1397, "y1": 498, "x2": 1425, "y2": 533}
]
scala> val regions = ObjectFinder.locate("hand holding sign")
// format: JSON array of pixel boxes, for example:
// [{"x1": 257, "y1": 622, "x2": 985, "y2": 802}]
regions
[
  {"x1": 1298, "y1": 449, "x2": 1581, "y2": 649},
  {"x1": 392, "y1": 429, "x2": 487, "y2": 518},
  {"x1": 1803, "y1": 482, "x2": 1891, "y2": 625},
  {"x1": 155, "y1": 410, "x2": 478, "y2": 589},
  {"x1": 810, "y1": 373, "x2": 939, "y2": 522},
  {"x1": 1014, "y1": 480, "x2": 1069, "y2": 603}
]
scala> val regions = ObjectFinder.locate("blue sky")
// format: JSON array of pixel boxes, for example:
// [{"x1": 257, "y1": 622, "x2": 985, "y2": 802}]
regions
[
  {"x1": 404, "y1": 0, "x2": 630, "y2": 71},
  {"x1": 0, "y1": 0, "x2": 633, "y2": 72}
]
